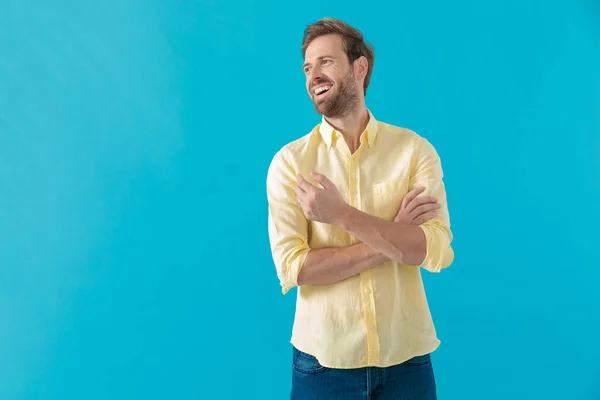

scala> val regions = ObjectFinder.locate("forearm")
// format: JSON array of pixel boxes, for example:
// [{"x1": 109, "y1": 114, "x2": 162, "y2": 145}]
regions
[
  {"x1": 337, "y1": 206, "x2": 427, "y2": 265},
  {"x1": 297, "y1": 242, "x2": 388, "y2": 286}
]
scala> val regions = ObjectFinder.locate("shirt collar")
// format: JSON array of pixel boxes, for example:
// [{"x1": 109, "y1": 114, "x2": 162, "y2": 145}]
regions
[{"x1": 318, "y1": 109, "x2": 379, "y2": 149}]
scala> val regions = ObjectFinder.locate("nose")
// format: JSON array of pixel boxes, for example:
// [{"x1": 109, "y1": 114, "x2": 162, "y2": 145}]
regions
[{"x1": 307, "y1": 65, "x2": 322, "y2": 83}]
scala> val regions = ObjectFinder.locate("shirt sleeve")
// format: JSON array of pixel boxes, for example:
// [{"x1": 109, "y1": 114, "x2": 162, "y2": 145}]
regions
[
  {"x1": 410, "y1": 136, "x2": 455, "y2": 272},
  {"x1": 266, "y1": 149, "x2": 311, "y2": 294}
]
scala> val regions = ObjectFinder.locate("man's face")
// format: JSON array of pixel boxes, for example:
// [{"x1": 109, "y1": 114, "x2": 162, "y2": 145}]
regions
[{"x1": 302, "y1": 34, "x2": 360, "y2": 118}]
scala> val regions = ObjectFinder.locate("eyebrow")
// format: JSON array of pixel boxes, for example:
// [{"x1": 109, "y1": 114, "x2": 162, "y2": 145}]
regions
[{"x1": 302, "y1": 55, "x2": 334, "y2": 70}]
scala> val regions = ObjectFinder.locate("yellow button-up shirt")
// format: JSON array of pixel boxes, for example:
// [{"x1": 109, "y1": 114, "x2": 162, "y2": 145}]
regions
[{"x1": 266, "y1": 110, "x2": 454, "y2": 369}]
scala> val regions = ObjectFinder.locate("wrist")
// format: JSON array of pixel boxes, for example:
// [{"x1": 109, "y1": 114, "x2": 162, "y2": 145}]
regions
[{"x1": 334, "y1": 203, "x2": 357, "y2": 228}]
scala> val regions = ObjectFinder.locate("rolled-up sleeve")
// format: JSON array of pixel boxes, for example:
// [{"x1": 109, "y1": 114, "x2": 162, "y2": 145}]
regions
[
  {"x1": 411, "y1": 137, "x2": 455, "y2": 272},
  {"x1": 266, "y1": 149, "x2": 311, "y2": 294}
]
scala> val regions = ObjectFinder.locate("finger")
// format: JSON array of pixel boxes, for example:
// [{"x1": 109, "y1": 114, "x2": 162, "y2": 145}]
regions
[
  {"x1": 311, "y1": 171, "x2": 331, "y2": 190},
  {"x1": 409, "y1": 202, "x2": 441, "y2": 219},
  {"x1": 407, "y1": 195, "x2": 438, "y2": 212},
  {"x1": 412, "y1": 195, "x2": 439, "y2": 205},
  {"x1": 400, "y1": 187, "x2": 423, "y2": 209},
  {"x1": 413, "y1": 211, "x2": 438, "y2": 225},
  {"x1": 405, "y1": 195, "x2": 436, "y2": 215},
  {"x1": 401, "y1": 186, "x2": 426, "y2": 209},
  {"x1": 296, "y1": 174, "x2": 314, "y2": 192},
  {"x1": 295, "y1": 186, "x2": 306, "y2": 202}
]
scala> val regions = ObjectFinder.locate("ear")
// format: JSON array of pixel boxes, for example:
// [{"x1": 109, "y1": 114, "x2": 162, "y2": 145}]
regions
[{"x1": 354, "y1": 56, "x2": 368, "y2": 79}]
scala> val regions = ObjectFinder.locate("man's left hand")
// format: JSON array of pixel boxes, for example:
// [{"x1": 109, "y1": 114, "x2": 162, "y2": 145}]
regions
[{"x1": 296, "y1": 172, "x2": 349, "y2": 224}]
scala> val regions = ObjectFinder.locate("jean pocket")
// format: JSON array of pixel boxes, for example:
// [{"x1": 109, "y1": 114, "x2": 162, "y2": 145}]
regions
[
  {"x1": 292, "y1": 347, "x2": 326, "y2": 374},
  {"x1": 405, "y1": 353, "x2": 432, "y2": 367}
]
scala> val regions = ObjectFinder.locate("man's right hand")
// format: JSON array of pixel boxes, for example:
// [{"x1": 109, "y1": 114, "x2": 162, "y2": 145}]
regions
[{"x1": 394, "y1": 186, "x2": 440, "y2": 225}]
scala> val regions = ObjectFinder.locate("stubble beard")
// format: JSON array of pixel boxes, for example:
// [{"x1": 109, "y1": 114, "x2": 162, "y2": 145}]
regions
[{"x1": 313, "y1": 69, "x2": 360, "y2": 119}]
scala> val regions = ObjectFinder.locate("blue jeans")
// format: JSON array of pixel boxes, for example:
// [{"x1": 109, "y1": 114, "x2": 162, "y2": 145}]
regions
[{"x1": 290, "y1": 346, "x2": 437, "y2": 400}]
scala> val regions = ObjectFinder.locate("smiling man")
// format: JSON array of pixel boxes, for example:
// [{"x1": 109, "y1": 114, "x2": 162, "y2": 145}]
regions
[{"x1": 266, "y1": 18, "x2": 454, "y2": 400}]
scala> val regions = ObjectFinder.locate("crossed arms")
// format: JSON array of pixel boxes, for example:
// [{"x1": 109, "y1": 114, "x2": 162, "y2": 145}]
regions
[{"x1": 266, "y1": 138, "x2": 454, "y2": 294}]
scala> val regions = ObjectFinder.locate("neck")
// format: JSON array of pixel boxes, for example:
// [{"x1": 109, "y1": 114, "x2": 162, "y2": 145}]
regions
[{"x1": 324, "y1": 103, "x2": 369, "y2": 153}]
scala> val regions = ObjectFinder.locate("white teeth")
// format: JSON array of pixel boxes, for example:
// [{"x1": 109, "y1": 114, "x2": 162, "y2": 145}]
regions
[{"x1": 314, "y1": 85, "x2": 332, "y2": 95}]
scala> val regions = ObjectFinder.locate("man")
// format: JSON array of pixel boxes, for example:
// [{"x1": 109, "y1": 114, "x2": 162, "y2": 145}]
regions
[{"x1": 266, "y1": 17, "x2": 454, "y2": 400}]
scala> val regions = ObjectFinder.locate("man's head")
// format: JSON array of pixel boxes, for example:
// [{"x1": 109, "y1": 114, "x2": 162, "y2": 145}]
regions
[{"x1": 301, "y1": 18, "x2": 375, "y2": 118}]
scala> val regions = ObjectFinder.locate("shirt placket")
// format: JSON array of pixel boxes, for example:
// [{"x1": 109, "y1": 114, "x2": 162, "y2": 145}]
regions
[{"x1": 348, "y1": 150, "x2": 380, "y2": 366}]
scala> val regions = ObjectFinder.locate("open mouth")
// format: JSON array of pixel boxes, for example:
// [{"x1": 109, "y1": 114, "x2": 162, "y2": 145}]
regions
[{"x1": 313, "y1": 84, "x2": 333, "y2": 99}]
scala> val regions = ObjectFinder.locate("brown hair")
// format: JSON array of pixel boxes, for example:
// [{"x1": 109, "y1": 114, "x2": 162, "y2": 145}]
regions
[{"x1": 301, "y1": 18, "x2": 375, "y2": 96}]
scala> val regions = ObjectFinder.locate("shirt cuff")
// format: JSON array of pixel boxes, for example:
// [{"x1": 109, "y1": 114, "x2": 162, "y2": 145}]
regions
[{"x1": 419, "y1": 223, "x2": 454, "y2": 273}]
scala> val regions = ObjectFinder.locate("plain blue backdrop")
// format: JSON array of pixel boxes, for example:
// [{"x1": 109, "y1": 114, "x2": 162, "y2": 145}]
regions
[{"x1": 1, "y1": 0, "x2": 599, "y2": 399}]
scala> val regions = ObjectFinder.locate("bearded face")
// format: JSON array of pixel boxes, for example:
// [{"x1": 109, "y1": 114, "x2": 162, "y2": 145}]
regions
[
  {"x1": 303, "y1": 34, "x2": 362, "y2": 119},
  {"x1": 309, "y1": 67, "x2": 360, "y2": 119}
]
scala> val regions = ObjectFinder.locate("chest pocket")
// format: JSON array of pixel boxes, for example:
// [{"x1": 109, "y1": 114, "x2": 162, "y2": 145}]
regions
[{"x1": 372, "y1": 179, "x2": 409, "y2": 221}]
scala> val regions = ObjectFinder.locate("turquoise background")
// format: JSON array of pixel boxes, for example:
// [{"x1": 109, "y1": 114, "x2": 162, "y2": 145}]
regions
[{"x1": 1, "y1": 1, "x2": 599, "y2": 399}]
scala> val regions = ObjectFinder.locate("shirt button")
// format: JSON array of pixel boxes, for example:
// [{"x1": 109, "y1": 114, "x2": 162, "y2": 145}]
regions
[{"x1": 365, "y1": 289, "x2": 371, "y2": 294}]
